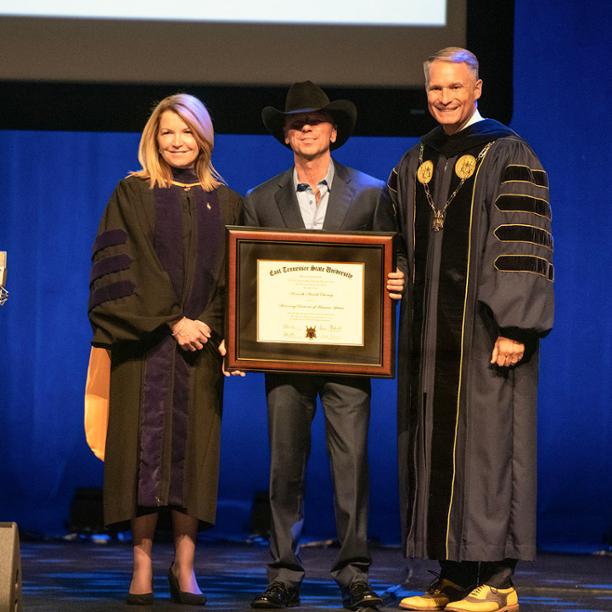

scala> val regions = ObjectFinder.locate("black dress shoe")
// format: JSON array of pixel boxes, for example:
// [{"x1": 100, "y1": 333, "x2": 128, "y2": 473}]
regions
[
  {"x1": 343, "y1": 582, "x2": 383, "y2": 610},
  {"x1": 126, "y1": 592, "x2": 154, "y2": 605},
  {"x1": 251, "y1": 582, "x2": 300, "y2": 608},
  {"x1": 168, "y1": 565, "x2": 207, "y2": 606}
]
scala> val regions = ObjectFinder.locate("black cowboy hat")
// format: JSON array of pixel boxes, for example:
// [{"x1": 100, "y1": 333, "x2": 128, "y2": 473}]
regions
[{"x1": 262, "y1": 81, "x2": 357, "y2": 150}]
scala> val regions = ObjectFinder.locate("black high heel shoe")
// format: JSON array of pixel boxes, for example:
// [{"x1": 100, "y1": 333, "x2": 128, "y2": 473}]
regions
[
  {"x1": 126, "y1": 591, "x2": 154, "y2": 605},
  {"x1": 168, "y1": 564, "x2": 206, "y2": 606}
]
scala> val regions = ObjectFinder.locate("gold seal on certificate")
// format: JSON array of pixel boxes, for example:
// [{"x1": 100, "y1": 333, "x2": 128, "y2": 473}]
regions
[{"x1": 257, "y1": 260, "x2": 365, "y2": 346}]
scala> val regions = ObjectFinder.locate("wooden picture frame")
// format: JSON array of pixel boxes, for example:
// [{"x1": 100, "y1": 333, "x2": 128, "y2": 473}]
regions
[{"x1": 225, "y1": 227, "x2": 395, "y2": 377}]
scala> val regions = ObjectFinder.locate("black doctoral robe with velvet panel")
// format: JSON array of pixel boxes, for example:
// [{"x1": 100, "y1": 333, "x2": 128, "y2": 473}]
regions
[
  {"x1": 88, "y1": 174, "x2": 242, "y2": 527},
  {"x1": 388, "y1": 120, "x2": 554, "y2": 562}
]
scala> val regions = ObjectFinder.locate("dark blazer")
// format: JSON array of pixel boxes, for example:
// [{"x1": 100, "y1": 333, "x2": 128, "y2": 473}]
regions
[{"x1": 244, "y1": 160, "x2": 393, "y2": 232}]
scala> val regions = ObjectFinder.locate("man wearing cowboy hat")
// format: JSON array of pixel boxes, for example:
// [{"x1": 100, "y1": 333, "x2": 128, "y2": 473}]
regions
[{"x1": 245, "y1": 81, "x2": 403, "y2": 610}]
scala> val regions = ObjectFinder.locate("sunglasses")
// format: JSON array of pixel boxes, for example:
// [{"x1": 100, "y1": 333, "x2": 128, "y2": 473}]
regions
[{"x1": 284, "y1": 114, "x2": 333, "y2": 130}]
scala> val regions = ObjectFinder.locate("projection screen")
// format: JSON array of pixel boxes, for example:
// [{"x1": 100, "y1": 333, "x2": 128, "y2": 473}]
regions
[{"x1": 0, "y1": 1, "x2": 514, "y2": 134}]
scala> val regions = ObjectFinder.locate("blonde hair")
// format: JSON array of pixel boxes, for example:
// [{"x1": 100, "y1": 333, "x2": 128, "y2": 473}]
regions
[
  {"x1": 423, "y1": 47, "x2": 479, "y2": 86},
  {"x1": 130, "y1": 93, "x2": 224, "y2": 191}
]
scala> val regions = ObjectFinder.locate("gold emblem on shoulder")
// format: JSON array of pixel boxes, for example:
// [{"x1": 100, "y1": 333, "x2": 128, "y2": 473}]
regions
[
  {"x1": 455, "y1": 155, "x2": 477, "y2": 179},
  {"x1": 417, "y1": 160, "x2": 434, "y2": 185}
]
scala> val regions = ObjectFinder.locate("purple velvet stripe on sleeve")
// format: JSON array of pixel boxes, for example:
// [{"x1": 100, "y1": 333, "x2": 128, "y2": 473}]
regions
[
  {"x1": 90, "y1": 254, "x2": 133, "y2": 286},
  {"x1": 88, "y1": 280, "x2": 135, "y2": 311},
  {"x1": 138, "y1": 335, "x2": 175, "y2": 508},
  {"x1": 91, "y1": 229, "x2": 127, "y2": 258},
  {"x1": 184, "y1": 191, "x2": 222, "y2": 319},
  {"x1": 153, "y1": 187, "x2": 184, "y2": 299}
]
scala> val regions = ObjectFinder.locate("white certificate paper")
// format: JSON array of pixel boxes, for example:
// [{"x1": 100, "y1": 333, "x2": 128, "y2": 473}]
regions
[{"x1": 257, "y1": 260, "x2": 365, "y2": 346}]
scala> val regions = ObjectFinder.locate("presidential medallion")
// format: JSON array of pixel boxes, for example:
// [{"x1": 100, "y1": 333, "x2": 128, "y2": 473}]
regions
[
  {"x1": 455, "y1": 155, "x2": 477, "y2": 179},
  {"x1": 417, "y1": 160, "x2": 434, "y2": 185}
]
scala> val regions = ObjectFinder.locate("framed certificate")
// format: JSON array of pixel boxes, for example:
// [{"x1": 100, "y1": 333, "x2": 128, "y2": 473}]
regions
[{"x1": 225, "y1": 227, "x2": 395, "y2": 377}]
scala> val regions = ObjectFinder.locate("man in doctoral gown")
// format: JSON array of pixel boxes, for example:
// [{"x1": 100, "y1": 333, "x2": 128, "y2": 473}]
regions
[
  {"x1": 388, "y1": 48, "x2": 554, "y2": 612},
  {"x1": 244, "y1": 81, "x2": 404, "y2": 611}
]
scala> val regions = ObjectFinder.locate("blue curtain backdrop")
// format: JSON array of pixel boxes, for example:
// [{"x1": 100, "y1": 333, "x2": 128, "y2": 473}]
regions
[{"x1": 1, "y1": 0, "x2": 611, "y2": 551}]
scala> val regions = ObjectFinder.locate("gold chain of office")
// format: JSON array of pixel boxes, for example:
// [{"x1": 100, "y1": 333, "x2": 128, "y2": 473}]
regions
[{"x1": 416, "y1": 141, "x2": 495, "y2": 231}]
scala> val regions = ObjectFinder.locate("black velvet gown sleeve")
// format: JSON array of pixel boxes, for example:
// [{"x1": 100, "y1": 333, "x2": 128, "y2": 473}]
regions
[
  {"x1": 476, "y1": 139, "x2": 554, "y2": 342},
  {"x1": 89, "y1": 178, "x2": 185, "y2": 347}
]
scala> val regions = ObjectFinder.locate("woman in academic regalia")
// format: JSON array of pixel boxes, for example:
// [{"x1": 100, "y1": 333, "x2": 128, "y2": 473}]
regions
[{"x1": 88, "y1": 93, "x2": 242, "y2": 605}]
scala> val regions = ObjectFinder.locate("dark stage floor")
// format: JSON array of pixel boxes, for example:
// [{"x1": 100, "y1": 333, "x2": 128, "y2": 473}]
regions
[{"x1": 18, "y1": 540, "x2": 612, "y2": 611}]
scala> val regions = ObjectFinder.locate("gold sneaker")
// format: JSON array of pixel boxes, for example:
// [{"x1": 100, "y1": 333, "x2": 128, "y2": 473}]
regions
[
  {"x1": 445, "y1": 584, "x2": 519, "y2": 612},
  {"x1": 399, "y1": 578, "x2": 466, "y2": 610}
]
